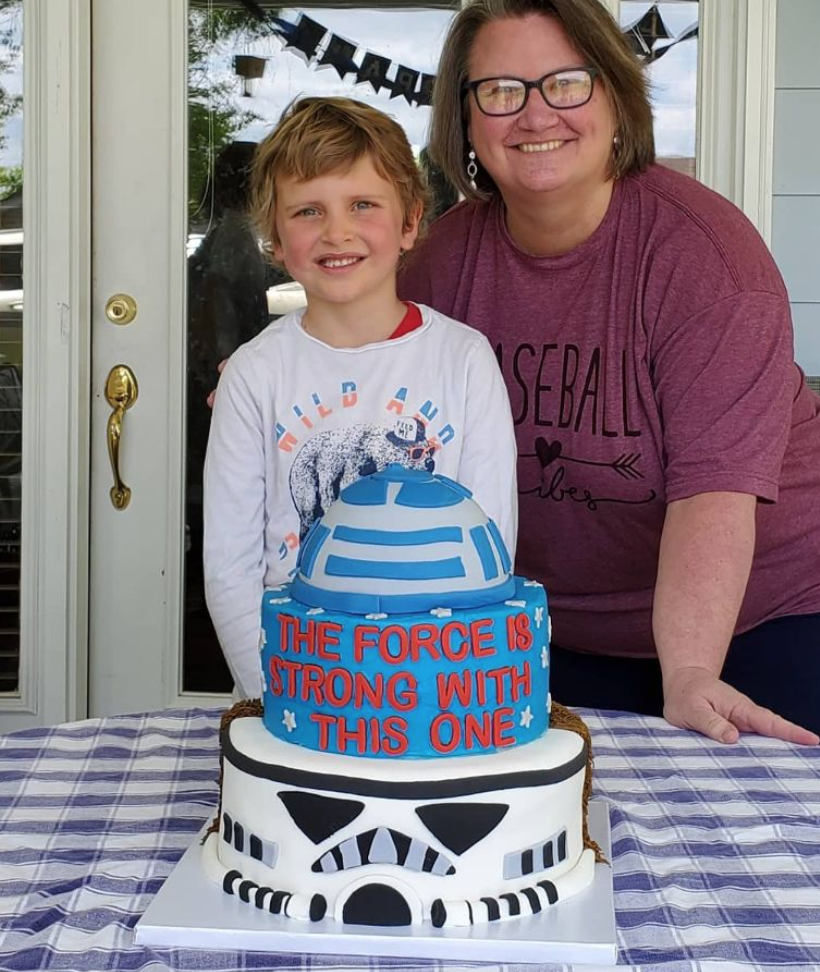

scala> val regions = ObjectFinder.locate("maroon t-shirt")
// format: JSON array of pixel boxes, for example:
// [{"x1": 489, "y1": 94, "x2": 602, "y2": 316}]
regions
[{"x1": 399, "y1": 164, "x2": 820, "y2": 657}]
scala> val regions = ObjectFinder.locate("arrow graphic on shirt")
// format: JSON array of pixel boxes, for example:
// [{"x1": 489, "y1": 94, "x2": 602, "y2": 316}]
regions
[
  {"x1": 519, "y1": 437, "x2": 656, "y2": 509},
  {"x1": 524, "y1": 437, "x2": 645, "y2": 479},
  {"x1": 564, "y1": 452, "x2": 644, "y2": 480}
]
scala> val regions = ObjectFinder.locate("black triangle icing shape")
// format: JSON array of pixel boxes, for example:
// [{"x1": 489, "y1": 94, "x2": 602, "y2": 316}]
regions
[
  {"x1": 415, "y1": 802, "x2": 509, "y2": 855},
  {"x1": 277, "y1": 791, "x2": 365, "y2": 844}
]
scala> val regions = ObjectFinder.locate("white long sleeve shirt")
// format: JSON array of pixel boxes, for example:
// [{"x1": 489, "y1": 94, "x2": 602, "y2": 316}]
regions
[{"x1": 203, "y1": 304, "x2": 518, "y2": 697}]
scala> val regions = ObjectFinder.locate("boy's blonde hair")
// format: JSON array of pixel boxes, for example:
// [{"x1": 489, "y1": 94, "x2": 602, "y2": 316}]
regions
[{"x1": 250, "y1": 96, "x2": 428, "y2": 250}]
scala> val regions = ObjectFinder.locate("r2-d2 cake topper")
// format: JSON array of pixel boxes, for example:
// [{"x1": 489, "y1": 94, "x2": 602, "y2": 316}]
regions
[{"x1": 291, "y1": 463, "x2": 516, "y2": 614}]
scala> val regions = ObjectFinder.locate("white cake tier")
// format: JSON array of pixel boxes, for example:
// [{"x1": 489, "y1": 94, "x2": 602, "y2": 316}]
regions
[{"x1": 208, "y1": 717, "x2": 594, "y2": 928}]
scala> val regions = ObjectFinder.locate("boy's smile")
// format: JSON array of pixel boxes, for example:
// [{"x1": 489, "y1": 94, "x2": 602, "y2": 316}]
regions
[{"x1": 272, "y1": 155, "x2": 421, "y2": 344}]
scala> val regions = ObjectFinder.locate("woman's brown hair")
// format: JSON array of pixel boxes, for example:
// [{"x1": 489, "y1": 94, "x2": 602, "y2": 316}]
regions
[{"x1": 429, "y1": 0, "x2": 655, "y2": 200}]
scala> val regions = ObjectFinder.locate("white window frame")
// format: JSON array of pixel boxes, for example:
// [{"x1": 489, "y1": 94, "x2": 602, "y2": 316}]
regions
[
  {"x1": 697, "y1": 0, "x2": 777, "y2": 244},
  {"x1": 0, "y1": 0, "x2": 91, "y2": 732},
  {"x1": 606, "y1": 0, "x2": 777, "y2": 244}
]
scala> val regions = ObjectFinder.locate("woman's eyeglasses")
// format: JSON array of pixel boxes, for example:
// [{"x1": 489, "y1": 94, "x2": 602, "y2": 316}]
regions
[{"x1": 465, "y1": 67, "x2": 599, "y2": 117}]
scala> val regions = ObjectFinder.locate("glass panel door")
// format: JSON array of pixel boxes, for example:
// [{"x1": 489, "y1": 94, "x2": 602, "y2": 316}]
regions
[
  {"x1": 0, "y1": 0, "x2": 22, "y2": 696},
  {"x1": 184, "y1": 1, "x2": 457, "y2": 693}
]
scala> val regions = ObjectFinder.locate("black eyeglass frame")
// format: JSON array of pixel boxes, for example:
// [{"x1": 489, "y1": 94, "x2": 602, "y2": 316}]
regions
[{"x1": 464, "y1": 66, "x2": 600, "y2": 117}]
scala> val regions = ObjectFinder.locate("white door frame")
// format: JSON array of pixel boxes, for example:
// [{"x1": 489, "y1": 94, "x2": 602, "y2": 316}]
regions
[
  {"x1": 0, "y1": 0, "x2": 91, "y2": 732},
  {"x1": 698, "y1": 0, "x2": 778, "y2": 243},
  {"x1": 0, "y1": 0, "x2": 780, "y2": 730},
  {"x1": 87, "y1": 0, "x2": 192, "y2": 718}
]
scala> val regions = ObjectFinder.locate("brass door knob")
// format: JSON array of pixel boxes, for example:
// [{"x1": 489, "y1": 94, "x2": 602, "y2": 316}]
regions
[
  {"x1": 104, "y1": 365, "x2": 139, "y2": 510},
  {"x1": 105, "y1": 293, "x2": 138, "y2": 325}
]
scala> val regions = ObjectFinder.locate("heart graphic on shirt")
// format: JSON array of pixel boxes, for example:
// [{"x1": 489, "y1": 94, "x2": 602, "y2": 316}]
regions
[{"x1": 535, "y1": 437, "x2": 563, "y2": 469}]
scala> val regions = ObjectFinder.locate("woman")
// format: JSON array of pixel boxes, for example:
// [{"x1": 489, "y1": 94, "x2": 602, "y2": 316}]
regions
[{"x1": 399, "y1": 0, "x2": 820, "y2": 744}]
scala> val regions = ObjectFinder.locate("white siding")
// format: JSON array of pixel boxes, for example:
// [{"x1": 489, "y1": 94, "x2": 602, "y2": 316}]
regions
[{"x1": 772, "y1": 0, "x2": 820, "y2": 375}]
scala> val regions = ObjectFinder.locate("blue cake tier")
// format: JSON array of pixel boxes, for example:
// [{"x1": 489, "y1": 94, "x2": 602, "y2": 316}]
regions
[{"x1": 260, "y1": 575, "x2": 551, "y2": 759}]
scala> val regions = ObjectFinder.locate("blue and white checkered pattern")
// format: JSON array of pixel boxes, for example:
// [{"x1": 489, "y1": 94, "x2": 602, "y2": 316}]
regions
[{"x1": 1, "y1": 708, "x2": 819, "y2": 971}]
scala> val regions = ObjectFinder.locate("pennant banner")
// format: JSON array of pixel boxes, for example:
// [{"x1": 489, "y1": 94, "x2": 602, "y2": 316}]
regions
[
  {"x1": 636, "y1": 4, "x2": 671, "y2": 43},
  {"x1": 416, "y1": 73, "x2": 435, "y2": 108},
  {"x1": 282, "y1": 14, "x2": 327, "y2": 65},
  {"x1": 356, "y1": 52, "x2": 392, "y2": 93},
  {"x1": 625, "y1": 3, "x2": 695, "y2": 63},
  {"x1": 319, "y1": 33, "x2": 359, "y2": 79},
  {"x1": 390, "y1": 65, "x2": 420, "y2": 105},
  {"x1": 261, "y1": 3, "x2": 698, "y2": 107}
]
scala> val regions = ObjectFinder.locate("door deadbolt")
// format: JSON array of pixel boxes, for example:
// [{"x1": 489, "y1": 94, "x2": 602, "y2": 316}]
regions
[{"x1": 105, "y1": 293, "x2": 138, "y2": 325}]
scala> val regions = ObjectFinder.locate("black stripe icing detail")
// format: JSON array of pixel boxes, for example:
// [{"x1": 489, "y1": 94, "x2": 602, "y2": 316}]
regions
[
  {"x1": 543, "y1": 841, "x2": 554, "y2": 868},
  {"x1": 309, "y1": 894, "x2": 327, "y2": 922},
  {"x1": 522, "y1": 886, "x2": 541, "y2": 913},
  {"x1": 222, "y1": 724, "x2": 587, "y2": 798},
  {"x1": 521, "y1": 848, "x2": 534, "y2": 875},
  {"x1": 255, "y1": 886, "x2": 272, "y2": 909},
  {"x1": 222, "y1": 869, "x2": 241, "y2": 894},
  {"x1": 538, "y1": 880, "x2": 558, "y2": 904},
  {"x1": 481, "y1": 897, "x2": 500, "y2": 921},
  {"x1": 222, "y1": 813, "x2": 233, "y2": 844},
  {"x1": 390, "y1": 829, "x2": 412, "y2": 865},
  {"x1": 557, "y1": 831, "x2": 567, "y2": 861},
  {"x1": 357, "y1": 829, "x2": 376, "y2": 862},
  {"x1": 250, "y1": 834, "x2": 263, "y2": 860},
  {"x1": 500, "y1": 892, "x2": 521, "y2": 916},
  {"x1": 238, "y1": 879, "x2": 254, "y2": 903},
  {"x1": 270, "y1": 889, "x2": 288, "y2": 914},
  {"x1": 422, "y1": 847, "x2": 438, "y2": 872},
  {"x1": 233, "y1": 822, "x2": 244, "y2": 852},
  {"x1": 431, "y1": 899, "x2": 446, "y2": 928}
]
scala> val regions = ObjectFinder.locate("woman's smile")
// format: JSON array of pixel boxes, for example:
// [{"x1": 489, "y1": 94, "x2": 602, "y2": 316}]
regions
[{"x1": 516, "y1": 140, "x2": 567, "y2": 153}]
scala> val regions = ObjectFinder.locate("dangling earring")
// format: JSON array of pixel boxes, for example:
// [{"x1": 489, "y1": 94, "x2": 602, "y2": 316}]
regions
[
  {"x1": 612, "y1": 133, "x2": 621, "y2": 159},
  {"x1": 467, "y1": 148, "x2": 478, "y2": 192}
]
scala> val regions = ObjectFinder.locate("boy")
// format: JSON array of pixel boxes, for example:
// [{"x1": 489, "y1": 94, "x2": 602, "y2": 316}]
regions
[{"x1": 204, "y1": 97, "x2": 517, "y2": 697}]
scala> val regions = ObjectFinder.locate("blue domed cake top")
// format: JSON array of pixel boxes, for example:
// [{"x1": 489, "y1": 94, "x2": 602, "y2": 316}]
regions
[{"x1": 290, "y1": 465, "x2": 515, "y2": 614}]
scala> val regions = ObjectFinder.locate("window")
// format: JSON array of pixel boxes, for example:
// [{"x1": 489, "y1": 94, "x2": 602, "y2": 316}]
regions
[{"x1": 620, "y1": 1, "x2": 699, "y2": 178}]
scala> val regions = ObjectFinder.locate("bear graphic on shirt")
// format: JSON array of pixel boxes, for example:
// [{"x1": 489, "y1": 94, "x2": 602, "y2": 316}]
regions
[{"x1": 288, "y1": 416, "x2": 436, "y2": 540}]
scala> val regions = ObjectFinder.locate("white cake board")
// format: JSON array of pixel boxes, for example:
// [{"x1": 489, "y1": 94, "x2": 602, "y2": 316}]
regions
[{"x1": 135, "y1": 800, "x2": 616, "y2": 965}]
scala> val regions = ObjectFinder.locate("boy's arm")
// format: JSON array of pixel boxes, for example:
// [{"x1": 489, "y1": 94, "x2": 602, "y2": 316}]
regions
[
  {"x1": 203, "y1": 354, "x2": 268, "y2": 698},
  {"x1": 457, "y1": 336, "x2": 519, "y2": 564}
]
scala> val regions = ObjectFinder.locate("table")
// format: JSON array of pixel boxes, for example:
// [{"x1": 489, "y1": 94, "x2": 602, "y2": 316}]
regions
[{"x1": 1, "y1": 707, "x2": 818, "y2": 971}]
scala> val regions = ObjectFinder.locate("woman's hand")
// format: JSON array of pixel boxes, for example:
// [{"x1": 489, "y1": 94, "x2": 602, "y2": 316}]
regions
[
  {"x1": 662, "y1": 665, "x2": 819, "y2": 746},
  {"x1": 206, "y1": 358, "x2": 229, "y2": 409},
  {"x1": 654, "y1": 491, "x2": 818, "y2": 747}
]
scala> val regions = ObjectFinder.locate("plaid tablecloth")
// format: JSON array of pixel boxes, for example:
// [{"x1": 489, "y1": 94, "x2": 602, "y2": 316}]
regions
[{"x1": 0, "y1": 707, "x2": 818, "y2": 972}]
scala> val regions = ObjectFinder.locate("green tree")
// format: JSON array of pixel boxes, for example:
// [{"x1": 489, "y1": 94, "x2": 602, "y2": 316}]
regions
[
  {"x1": 0, "y1": 163, "x2": 21, "y2": 200},
  {"x1": 0, "y1": 1, "x2": 23, "y2": 157},
  {"x1": 188, "y1": 4, "x2": 274, "y2": 220}
]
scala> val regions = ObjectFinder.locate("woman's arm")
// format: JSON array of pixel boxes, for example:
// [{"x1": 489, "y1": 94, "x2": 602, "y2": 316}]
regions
[{"x1": 654, "y1": 491, "x2": 819, "y2": 745}]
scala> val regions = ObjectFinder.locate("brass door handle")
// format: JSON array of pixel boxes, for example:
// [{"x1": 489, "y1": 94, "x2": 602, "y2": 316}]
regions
[{"x1": 104, "y1": 365, "x2": 139, "y2": 510}]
